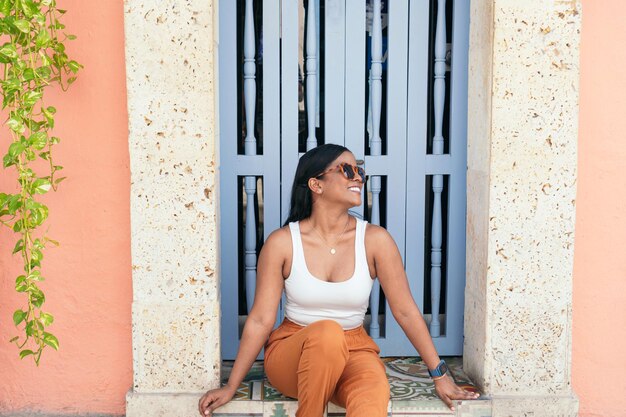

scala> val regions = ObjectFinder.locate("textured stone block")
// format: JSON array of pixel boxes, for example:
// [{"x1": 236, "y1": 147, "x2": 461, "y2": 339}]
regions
[
  {"x1": 465, "y1": 0, "x2": 580, "y2": 399},
  {"x1": 126, "y1": 0, "x2": 219, "y2": 306},
  {"x1": 490, "y1": 395, "x2": 578, "y2": 417},
  {"x1": 126, "y1": 392, "x2": 264, "y2": 417},
  {"x1": 132, "y1": 303, "x2": 220, "y2": 392}
]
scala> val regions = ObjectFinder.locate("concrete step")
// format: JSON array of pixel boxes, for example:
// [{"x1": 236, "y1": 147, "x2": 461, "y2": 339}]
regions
[{"x1": 214, "y1": 398, "x2": 492, "y2": 416}]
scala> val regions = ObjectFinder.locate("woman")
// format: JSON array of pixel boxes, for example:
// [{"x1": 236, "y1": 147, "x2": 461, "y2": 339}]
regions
[{"x1": 199, "y1": 144, "x2": 479, "y2": 417}]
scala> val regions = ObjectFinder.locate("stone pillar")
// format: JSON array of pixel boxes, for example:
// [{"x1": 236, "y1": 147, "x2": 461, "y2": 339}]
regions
[
  {"x1": 124, "y1": 1, "x2": 220, "y2": 415},
  {"x1": 464, "y1": 0, "x2": 580, "y2": 415}
]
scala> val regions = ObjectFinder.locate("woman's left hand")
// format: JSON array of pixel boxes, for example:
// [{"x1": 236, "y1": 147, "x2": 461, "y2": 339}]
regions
[{"x1": 433, "y1": 374, "x2": 480, "y2": 411}]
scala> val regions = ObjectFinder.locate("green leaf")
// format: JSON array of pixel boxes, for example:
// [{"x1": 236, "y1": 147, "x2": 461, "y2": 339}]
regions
[
  {"x1": 66, "y1": 34, "x2": 76, "y2": 40},
  {"x1": 19, "y1": 349, "x2": 34, "y2": 359},
  {"x1": 40, "y1": 51, "x2": 51, "y2": 66},
  {"x1": 67, "y1": 60, "x2": 81, "y2": 73},
  {"x1": 8, "y1": 195, "x2": 22, "y2": 213},
  {"x1": 42, "y1": 106, "x2": 55, "y2": 127},
  {"x1": 31, "y1": 248, "x2": 43, "y2": 263},
  {"x1": 7, "y1": 117, "x2": 23, "y2": 132},
  {"x1": 0, "y1": 43, "x2": 18, "y2": 60},
  {"x1": 31, "y1": 287, "x2": 45, "y2": 308},
  {"x1": 36, "y1": 65, "x2": 51, "y2": 78},
  {"x1": 54, "y1": 176, "x2": 66, "y2": 185},
  {"x1": 8, "y1": 141, "x2": 25, "y2": 157},
  {"x1": 13, "y1": 19, "x2": 30, "y2": 33},
  {"x1": 39, "y1": 151, "x2": 50, "y2": 161},
  {"x1": 12, "y1": 219, "x2": 23, "y2": 232},
  {"x1": 49, "y1": 136, "x2": 60, "y2": 144},
  {"x1": 39, "y1": 312, "x2": 54, "y2": 326},
  {"x1": 3, "y1": 76, "x2": 21, "y2": 93},
  {"x1": 22, "y1": 90, "x2": 43, "y2": 107},
  {"x1": 25, "y1": 321, "x2": 35, "y2": 336},
  {"x1": 31, "y1": 178, "x2": 51, "y2": 194},
  {"x1": 21, "y1": 0, "x2": 40, "y2": 18},
  {"x1": 0, "y1": 0, "x2": 12, "y2": 15},
  {"x1": 34, "y1": 13, "x2": 46, "y2": 26},
  {"x1": 9, "y1": 336, "x2": 19, "y2": 343},
  {"x1": 12, "y1": 238, "x2": 24, "y2": 254},
  {"x1": 42, "y1": 332, "x2": 59, "y2": 350},
  {"x1": 3, "y1": 153, "x2": 16, "y2": 168},
  {"x1": 13, "y1": 309, "x2": 27, "y2": 326},
  {"x1": 23, "y1": 68, "x2": 35, "y2": 81},
  {"x1": 35, "y1": 29, "x2": 51, "y2": 48},
  {"x1": 29, "y1": 203, "x2": 49, "y2": 226},
  {"x1": 29, "y1": 269, "x2": 41, "y2": 277},
  {"x1": 29, "y1": 131, "x2": 47, "y2": 149},
  {"x1": 15, "y1": 275, "x2": 28, "y2": 292},
  {"x1": 29, "y1": 270, "x2": 44, "y2": 281}
]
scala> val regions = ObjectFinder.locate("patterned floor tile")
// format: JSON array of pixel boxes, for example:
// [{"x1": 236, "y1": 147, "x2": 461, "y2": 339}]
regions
[
  {"x1": 263, "y1": 401, "x2": 300, "y2": 417},
  {"x1": 326, "y1": 400, "x2": 392, "y2": 416},
  {"x1": 223, "y1": 357, "x2": 479, "y2": 403}
]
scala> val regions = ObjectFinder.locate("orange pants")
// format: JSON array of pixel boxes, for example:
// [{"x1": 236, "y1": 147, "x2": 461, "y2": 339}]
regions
[{"x1": 264, "y1": 319, "x2": 390, "y2": 417}]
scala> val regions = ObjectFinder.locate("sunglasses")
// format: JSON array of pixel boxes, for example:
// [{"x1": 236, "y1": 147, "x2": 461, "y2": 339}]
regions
[{"x1": 315, "y1": 163, "x2": 366, "y2": 182}]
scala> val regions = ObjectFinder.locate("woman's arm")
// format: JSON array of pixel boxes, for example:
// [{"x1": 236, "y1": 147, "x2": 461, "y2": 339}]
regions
[
  {"x1": 199, "y1": 228, "x2": 288, "y2": 416},
  {"x1": 367, "y1": 225, "x2": 479, "y2": 411}
]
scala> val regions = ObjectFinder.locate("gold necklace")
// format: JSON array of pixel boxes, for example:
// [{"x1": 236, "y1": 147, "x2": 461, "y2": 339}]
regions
[{"x1": 310, "y1": 216, "x2": 351, "y2": 255}]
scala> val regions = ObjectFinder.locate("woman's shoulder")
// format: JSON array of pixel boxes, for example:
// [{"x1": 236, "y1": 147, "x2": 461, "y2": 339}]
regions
[
  {"x1": 262, "y1": 225, "x2": 293, "y2": 255},
  {"x1": 364, "y1": 222, "x2": 397, "y2": 249}
]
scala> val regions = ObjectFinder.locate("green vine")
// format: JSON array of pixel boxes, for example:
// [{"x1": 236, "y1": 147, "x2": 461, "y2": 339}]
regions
[{"x1": 0, "y1": 0, "x2": 81, "y2": 365}]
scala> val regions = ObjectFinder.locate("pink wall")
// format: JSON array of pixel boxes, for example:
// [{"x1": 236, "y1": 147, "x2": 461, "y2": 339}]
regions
[
  {"x1": 0, "y1": 1, "x2": 131, "y2": 415},
  {"x1": 573, "y1": 1, "x2": 626, "y2": 417}
]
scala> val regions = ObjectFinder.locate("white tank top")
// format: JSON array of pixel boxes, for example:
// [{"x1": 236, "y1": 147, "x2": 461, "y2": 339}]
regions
[{"x1": 284, "y1": 217, "x2": 374, "y2": 330}]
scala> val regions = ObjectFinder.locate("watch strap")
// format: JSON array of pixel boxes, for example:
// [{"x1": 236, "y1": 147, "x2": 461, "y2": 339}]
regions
[{"x1": 428, "y1": 360, "x2": 449, "y2": 378}]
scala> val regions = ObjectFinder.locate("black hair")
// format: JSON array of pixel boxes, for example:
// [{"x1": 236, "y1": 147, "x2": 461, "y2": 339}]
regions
[{"x1": 283, "y1": 144, "x2": 350, "y2": 225}]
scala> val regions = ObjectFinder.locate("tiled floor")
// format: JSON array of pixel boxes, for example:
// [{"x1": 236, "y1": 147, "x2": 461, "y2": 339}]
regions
[
  {"x1": 217, "y1": 357, "x2": 491, "y2": 417},
  {"x1": 222, "y1": 357, "x2": 478, "y2": 402}
]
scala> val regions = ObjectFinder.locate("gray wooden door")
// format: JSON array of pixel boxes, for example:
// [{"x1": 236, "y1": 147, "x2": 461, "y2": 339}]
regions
[{"x1": 218, "y1": 0, "x2": 469, "y2": 359}]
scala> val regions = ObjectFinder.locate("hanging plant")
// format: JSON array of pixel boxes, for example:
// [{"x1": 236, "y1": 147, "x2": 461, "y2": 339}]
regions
[{"x1": 0, "y1": 0, "x2": 81, "y2": 365}]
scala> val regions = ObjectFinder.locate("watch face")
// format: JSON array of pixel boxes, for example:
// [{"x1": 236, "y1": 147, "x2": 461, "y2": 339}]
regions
[{"x1": 440, "y1": 362, "x2": 449, "y2": 374}]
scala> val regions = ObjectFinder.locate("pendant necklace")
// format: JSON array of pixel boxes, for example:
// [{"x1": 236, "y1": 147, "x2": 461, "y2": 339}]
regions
[{"x1": 311, "y1": 216, "x2": 351, "y2": 255}]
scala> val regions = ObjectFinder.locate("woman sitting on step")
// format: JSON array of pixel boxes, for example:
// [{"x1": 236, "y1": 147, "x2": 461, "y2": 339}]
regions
[{"x1": 199, "y1": 144, "x2": 479, "y2": 417}]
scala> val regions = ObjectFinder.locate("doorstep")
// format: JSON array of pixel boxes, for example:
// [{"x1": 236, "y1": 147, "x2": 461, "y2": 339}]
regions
[{"x1": 214, "y1": 357, "x2": 492, "y2": 417}]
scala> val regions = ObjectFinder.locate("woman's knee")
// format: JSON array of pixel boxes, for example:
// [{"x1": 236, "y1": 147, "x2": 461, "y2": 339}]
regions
[{"x1": 303, "y1": 320, "x2": 348, "y2": 359}]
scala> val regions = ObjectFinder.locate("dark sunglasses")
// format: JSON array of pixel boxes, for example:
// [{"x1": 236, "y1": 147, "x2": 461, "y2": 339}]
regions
[{"x1": 315, "y1": 163, "x2": 366, "y2": 182}]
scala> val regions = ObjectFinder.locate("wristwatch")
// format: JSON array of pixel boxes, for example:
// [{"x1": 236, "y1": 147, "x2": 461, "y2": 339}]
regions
[{"x1": 428, "y1": 360, "x2": 449, "y2": 378}]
